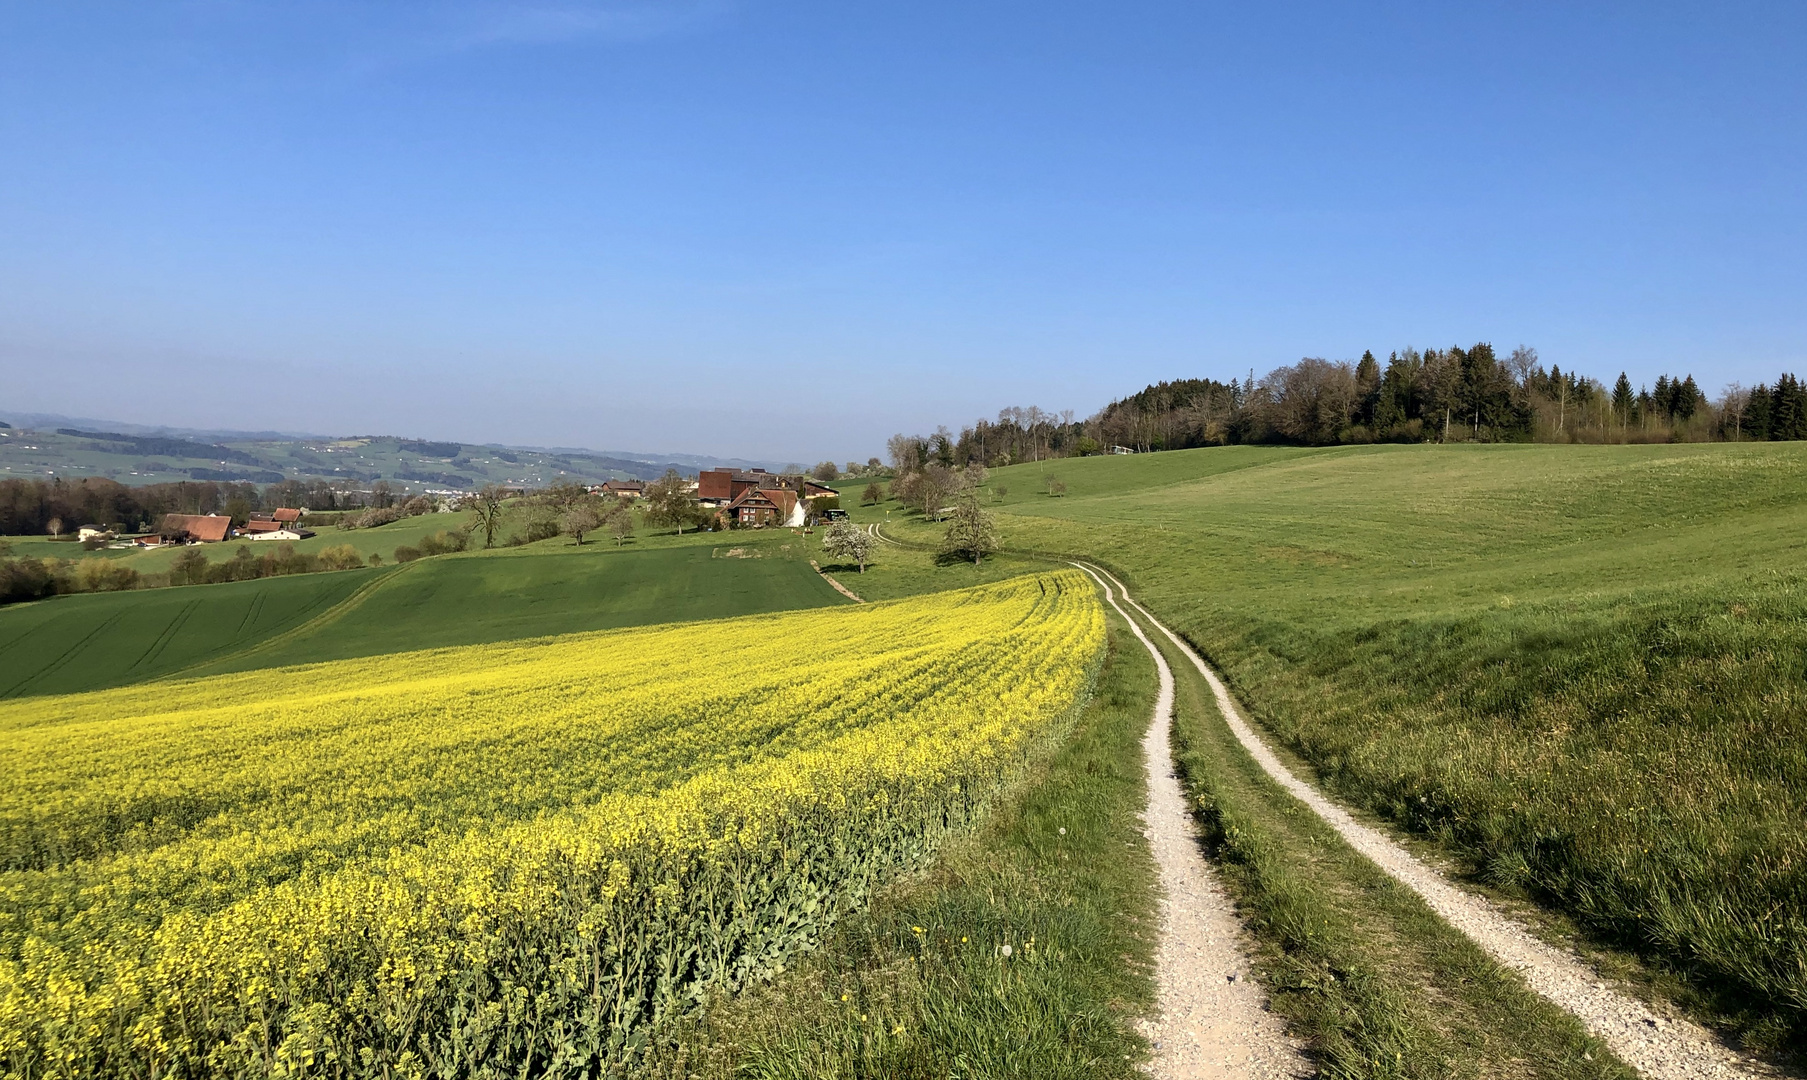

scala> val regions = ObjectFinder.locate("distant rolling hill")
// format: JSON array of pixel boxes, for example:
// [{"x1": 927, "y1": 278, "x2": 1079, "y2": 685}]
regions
[{"x1": 0, "y1": 412, "x2": 784, "y2": 492}]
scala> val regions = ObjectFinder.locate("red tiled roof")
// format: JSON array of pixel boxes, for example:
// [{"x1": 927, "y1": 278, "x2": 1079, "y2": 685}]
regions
[
  {"x1": 241, "y1": 519, "x2": 284, "y2": 533},
  {"x1": 162, "y1": 514, "x2": 232, "y2": 542},
  {"x1": 272, "y1": 507, "x2": 303, "y2": 522}
]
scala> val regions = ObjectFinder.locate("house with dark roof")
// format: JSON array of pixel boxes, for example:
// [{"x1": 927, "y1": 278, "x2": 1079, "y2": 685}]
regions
[
  {"x1": 697, "y1": 468, "x2": 777, "y2": 507},
  {"x1": 724, "y1": 486, "x2": 805, "y2": 527}
]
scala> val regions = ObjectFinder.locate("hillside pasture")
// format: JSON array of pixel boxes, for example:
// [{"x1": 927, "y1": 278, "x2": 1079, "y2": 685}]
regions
[
  {"x1": 883, "y1": 441, "x2": 1807, "y2": 1053},
  {"x1": 0, "y1": 533, "x2": 848, "y2": 697}
]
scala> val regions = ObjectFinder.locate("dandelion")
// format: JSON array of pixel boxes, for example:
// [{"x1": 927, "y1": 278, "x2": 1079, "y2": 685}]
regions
[{"x1": 999, "y1": 944, "x2": 1013, "y2": 958}]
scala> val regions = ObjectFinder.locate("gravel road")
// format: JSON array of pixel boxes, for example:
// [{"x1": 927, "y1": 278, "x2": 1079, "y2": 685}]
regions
[
  {"x1": 1083, "y1": 563, "x2": 1779, "y2": 1080},
  {"x1": 1077, "y1": 563, "x2": 1311, "y2": 1079}
]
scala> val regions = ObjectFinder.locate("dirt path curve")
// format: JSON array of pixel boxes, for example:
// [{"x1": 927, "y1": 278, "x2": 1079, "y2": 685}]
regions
[
  {"x1": 1074, "y1": 563, "x2": 1311, "y2": 1080},
  {"x1": 1083, "y1": 563, "x2": 1777, "y2": 1080}
]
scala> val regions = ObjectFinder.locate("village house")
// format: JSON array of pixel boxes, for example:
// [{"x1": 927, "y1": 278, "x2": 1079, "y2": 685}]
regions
[
  {"x1": 159, "y1": 513, "x2": 233, "y2": 543},
  {"x1": 695, "y1": 468, "x2": 777, "y2": 508},
  {"x1": 597, "y1": 479, "x2": 645, "y2": 498},
  {"x1": 723, "y1": 486, "x2": 804, "y2": 527}
]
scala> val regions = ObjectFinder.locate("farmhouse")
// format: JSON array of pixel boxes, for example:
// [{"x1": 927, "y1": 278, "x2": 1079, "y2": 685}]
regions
[
  {"x1": 159, "y1": 513, "x2": 233, "y2": 543},
  {"x1": 724, "y1": 486, "x2": 805, "y2": 527},
  {"x1": 598, "y1": 480, "x2": 645, "y2": 498},
  {"x1": 242, "y1": 508, "x2": 305, "y2": 536},
  {"x1": 696, "y1": 468, "x2": 777, "y2": 507},
  {"x1": 247, "y1": 527, "x2": 313, "y2": 542}
]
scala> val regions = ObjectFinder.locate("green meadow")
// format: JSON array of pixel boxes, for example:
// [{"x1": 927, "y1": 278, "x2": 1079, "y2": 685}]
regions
[
  {"x1": 0, "y1": 530, "x2": 851, "y2": 697},
  {"x1": 878, "y1": 442, "x2": 1807, "y2": 1054}
]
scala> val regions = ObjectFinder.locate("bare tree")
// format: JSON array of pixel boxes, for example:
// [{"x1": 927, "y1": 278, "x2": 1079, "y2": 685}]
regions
[
  {"x1": 46, "y1": 516, "x2": 63, "y2": 539},
  {"x1": 1506, "y1": 345, "x2": 1540, "y2": 389},
  {"x1": 460, "y1": 486, "x2": 509, "y2": 549},
  {"x1": 563, "y1": 504, "x2": 601, "y2": 545},
  {"x1": 1044, "y1": 474, "x2": 1067, "y2": 497},
  {"x1": 607, "y1": 511, "x2": 636, "y2": 547},
  {"x1": 821, "y1": 520, "x2": 874, "y2": 572}
]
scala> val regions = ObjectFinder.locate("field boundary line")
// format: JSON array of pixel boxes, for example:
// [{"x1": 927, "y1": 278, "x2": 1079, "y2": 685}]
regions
[
  {"x1": 807, "y1": 560, "x2": 865, "y2": 603},
  {"x1": 1079, "y1": 561, "x2": 1773, "y2": 1080},
  {"x1": 1070, "y1": 561, "x2": 1307, "y2": 1077}
]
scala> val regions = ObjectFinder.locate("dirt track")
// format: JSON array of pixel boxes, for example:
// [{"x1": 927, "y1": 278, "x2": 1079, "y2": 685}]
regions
[
  {"x1": 1075, "y1": 563, "x2": 1309, "y2": 1079},
  {"x1": 1082, "y1": 561, "x2": 1775, "y2": 1080}
]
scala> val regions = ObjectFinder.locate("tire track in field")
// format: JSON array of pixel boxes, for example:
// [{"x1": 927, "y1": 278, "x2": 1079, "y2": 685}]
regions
[
  {"x1": 1073, "y1": 562, "x2": 1310, "y2": 1079},
  {"x1": 1, "y1": 611, "x2": 125, "y2": 698},
  {"x1": 128, "y1": 597, "x2": 201, "y2": 673},
  {"x1": 1082, "y1": 562, "x2": 1775, "y2": 1080},
  {"x1": 154, "y1": 563, "x2": 416, "y2": 682}
]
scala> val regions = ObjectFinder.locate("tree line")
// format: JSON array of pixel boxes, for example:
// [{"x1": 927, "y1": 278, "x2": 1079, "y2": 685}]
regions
[
  {"x1": 892, "y1": 346, "x2": 1807, "y2": 464},
  {"x1": 0, "y1": 476, "x2": 443, "y2": 537}
]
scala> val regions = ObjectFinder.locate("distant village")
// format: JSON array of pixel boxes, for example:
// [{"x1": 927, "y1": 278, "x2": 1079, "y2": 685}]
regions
[{"x1": 119, "y1": 467, "x2": 844, "y2": 547}]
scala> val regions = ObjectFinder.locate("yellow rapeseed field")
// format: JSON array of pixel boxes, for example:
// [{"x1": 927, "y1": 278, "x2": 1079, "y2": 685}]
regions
[{"x1": 0, "y1": 570, "x2": 1104, "y2": 1079}]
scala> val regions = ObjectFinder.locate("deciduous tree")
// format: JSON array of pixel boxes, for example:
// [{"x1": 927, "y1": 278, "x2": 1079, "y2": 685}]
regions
[
  {"x1": 821, "y1": 520, "x2": 873, "y2": 572},
  {"x1": 939, "y1": 493, "x2": 999, "y2": 566}
]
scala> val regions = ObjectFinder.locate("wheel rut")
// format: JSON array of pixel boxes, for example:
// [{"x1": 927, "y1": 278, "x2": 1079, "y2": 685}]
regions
[
  {"x1": 1075, "y1": 562, "x2": 1310, "y2": 1079},
  {"x1": 1083, "y1": 562, "x2": 1777, "y2": 1080}
]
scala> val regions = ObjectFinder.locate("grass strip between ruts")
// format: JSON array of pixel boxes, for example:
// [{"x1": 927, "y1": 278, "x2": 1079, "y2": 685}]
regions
[{"x1": 1144, "y1": 607, "x2": 1638, "y2": 1080}]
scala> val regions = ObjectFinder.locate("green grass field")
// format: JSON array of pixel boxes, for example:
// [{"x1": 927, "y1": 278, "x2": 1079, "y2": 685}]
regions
[
  {"x1": 4, "y1": 511, "x2": 480, "y2": 573},
  {"x1": 0, "y1": 516, "x2": 1048, "y2": 699},
  {"x1": 0, "y1": 530, "x2": 855, "y2": 697},
  {"x1": 876, "y1": 442, "x2": 1807, "y2": 1056}
]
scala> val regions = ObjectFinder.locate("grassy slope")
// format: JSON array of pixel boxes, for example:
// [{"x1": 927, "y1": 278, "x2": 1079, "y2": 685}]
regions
[
  {"x1": 639, "y1": 611, "x2": 1158, "y2": 1080},
  {"x1": 0, "y1": 530, "x2": 851, "y2": 697},
  {"x1": 0, "y1": 519, "x2": 1050, "y2": 698},
  {"x1": 882, "y1": 443, "x2": 1807, "y2": 1056},
  {"x1": 4, "y1": 511, "x2": 479, "y2": 572}
]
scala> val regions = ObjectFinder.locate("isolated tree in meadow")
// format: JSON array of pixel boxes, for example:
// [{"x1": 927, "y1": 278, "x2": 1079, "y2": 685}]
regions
[
  {"x1": 917, "y1": 464, "x2": 958, "y2": 521},
  {"x1": 608, "y1": 511, "x2": 636, "y2": 547},
  {"x1": 563, "y1": 504, "x2": 600, "y2": 545},
  {"x1": 1044, "y1": 474, "x2": 1067, "y2": 497},
  {"x1": 462, "y1": 485, "x2": 509, "y2": 549},
  {"x1": 643, "y1": 469, "x2": 702, "y2": 534},
  {"x1": 46, "y1": 517, "x2": 63, "y2": 539},
  {"x1": 821, "y1": 519, "x2": 874, "y2": 573},
  {"x1": 861, "y1": 481, "x2": 886, "y2": 505},
  {"x1": 940, "y1": 493, "x2": 999, "y2": 566}
]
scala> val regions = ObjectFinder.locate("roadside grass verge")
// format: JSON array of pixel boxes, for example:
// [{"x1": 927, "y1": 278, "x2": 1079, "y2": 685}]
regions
[
  {"x1": 1191, "y1": 575, "x2": 1807, "y2": 1059},
  {"x1": 1149, "y1": 613, "x2": 1635, "y2": 1080},
  {"x1": 637, "y1": 615, "x2": 1159, "y2": 1079}
]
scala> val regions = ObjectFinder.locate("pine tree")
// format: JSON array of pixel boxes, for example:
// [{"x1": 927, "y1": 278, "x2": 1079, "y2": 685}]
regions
[
  {"x1": 1612, "y1": 372, "x2": 1633, "y2": 426},
  {"x1": 1744, "y1": 383, "x2": 1773, "y2": 440},
  {"x1": 1354, "y1": 350, "x2": 1381, "y2": 427}
]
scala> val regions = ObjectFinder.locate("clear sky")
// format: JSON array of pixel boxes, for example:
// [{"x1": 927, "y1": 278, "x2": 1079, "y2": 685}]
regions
[{"x1": 2, "y1": 2, "x2": 1802, "y2": 462}]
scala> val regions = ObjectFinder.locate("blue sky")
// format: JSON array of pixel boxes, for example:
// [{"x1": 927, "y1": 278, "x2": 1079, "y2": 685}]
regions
[{"x1": 2, "y1": 2, "x2": 1802, "y2": 461}]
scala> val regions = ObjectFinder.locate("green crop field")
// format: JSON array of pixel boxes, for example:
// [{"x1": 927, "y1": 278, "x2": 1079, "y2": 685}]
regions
[
  {"x1": 876, "y1": 442, "x2": 1807, "y2": 1054},
  {"x1": 0, "y1": 530, "x2": 853, "y2": 697}
]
